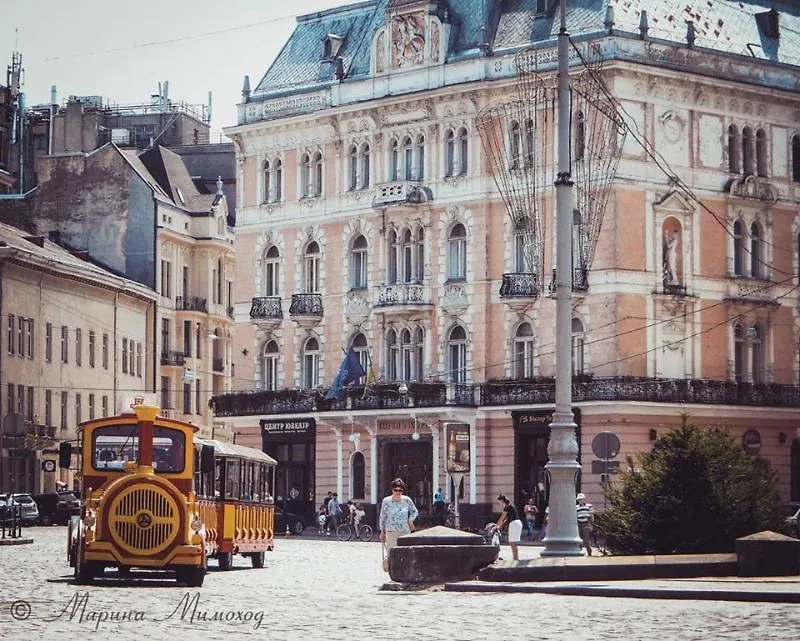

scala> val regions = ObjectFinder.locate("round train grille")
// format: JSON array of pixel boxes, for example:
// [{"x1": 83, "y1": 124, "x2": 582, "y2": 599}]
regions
[{"x1": 107, "y1": 485, "x2": 179, "y2": 555}]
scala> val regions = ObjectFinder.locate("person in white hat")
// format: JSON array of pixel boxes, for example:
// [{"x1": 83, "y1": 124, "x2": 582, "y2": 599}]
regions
[{"x1": 576, "y1": 493, "x2": 593, "y2": 555}]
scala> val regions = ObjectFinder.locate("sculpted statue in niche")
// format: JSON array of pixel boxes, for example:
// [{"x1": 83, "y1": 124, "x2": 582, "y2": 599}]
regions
[
  {"x1": 663, "y1": 226, "x2": 681, "y2": 287},
  {"x1": 431, "y1": 21, "x2": 440, "y2": 63},
  {"x1": 392, "y1": 13, "x2": 425, "y2": 68}
]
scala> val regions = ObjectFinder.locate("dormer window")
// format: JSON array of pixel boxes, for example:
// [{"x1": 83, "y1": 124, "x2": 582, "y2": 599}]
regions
[{"x1": 322, "y1": 34, "x2": 343, "y2": 60}]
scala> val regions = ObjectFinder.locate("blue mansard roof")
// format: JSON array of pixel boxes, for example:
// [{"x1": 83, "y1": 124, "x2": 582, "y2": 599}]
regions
[{"x1": 251, "y1": 0, "x2": 800, "y2": 99}]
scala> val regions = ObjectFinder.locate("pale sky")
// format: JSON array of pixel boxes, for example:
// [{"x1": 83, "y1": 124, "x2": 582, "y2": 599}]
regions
[{"x1": 1, "y1": 0, "x2": 347, "y2": 140}]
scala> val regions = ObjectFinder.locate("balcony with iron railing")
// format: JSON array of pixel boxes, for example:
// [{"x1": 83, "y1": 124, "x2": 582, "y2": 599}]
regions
[
  {"x1": 250, "y1": 296, "x2": 283, "y2": 330},
  {"x1": 500, "y1": 273, "x2": 540, "y2": 298},
  {"x1": 289, "y1": 293, "x2": 323, "y2": 328},
  {"x1": 175, "y1": 296, "x2": 208, "y2": 313},
  {"x1": 374, "y1": 282, "x2": 432, "y2": 315},
  {"x1": 161, "y1": 351, "x2": 186, "y2": 366},
  {"x1": 209, "y1": 377, "x2": 800, "y2": 417},
  {"x1": 548, "y1": 267, "x2": 589, "y2": 293}
]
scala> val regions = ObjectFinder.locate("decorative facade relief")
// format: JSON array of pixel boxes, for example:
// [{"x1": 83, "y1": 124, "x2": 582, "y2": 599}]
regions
[
  {"x1": 392, "y1": 12, "x2": 426, "y2": 68},
  {"x1": 729, "y1": 175, "x2": 778, "y2": 203}
]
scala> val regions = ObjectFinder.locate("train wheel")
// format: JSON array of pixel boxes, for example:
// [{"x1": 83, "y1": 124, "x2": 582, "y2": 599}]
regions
[
  {"x1": 217, "y1": 551, "x2": 232, "y2": 570},
  {"x1": 251, "y1": 551, "x2": 265, "y2": 568}
]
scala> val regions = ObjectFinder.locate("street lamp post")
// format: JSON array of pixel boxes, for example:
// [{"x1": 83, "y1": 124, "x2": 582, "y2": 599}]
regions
[{"x1": 541, "y1": 0, "x2": 584, "y2": 557}]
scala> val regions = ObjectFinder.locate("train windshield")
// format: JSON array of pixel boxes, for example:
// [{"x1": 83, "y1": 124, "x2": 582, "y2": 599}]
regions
[{"x1": 92, "y1": 424, "x2": 186, "y2": 473}]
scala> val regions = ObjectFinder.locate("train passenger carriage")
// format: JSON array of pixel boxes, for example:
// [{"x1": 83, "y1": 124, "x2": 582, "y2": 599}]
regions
[{"x1": 61, "y1": 398, "x2": 276, "y2": 586}]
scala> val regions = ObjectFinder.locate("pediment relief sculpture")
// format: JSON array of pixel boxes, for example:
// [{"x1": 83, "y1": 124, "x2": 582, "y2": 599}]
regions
[{"x1": 728, "y1": 175, "x2": 777, "y2": 203}]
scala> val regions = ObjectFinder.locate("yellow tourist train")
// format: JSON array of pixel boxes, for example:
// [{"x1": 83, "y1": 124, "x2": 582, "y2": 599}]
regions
[{"x1": 60, "y1": 398, "x2": 276, "y2": 586}]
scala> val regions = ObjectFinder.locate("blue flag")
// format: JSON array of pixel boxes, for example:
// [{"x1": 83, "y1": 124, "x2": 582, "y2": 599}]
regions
[{"x1": 326, "y1": 347, "x2": 366, "y2": 400}]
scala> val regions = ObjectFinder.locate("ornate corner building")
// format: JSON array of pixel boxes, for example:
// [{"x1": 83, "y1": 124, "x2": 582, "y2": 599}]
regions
[{"x1": 217, "y1": 0, "x2": 800, "y2": 524}]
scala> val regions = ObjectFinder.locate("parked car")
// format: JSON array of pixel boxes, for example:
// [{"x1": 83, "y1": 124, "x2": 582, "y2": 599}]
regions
[
  {"x1": 32, "y1": 492, "x2": 81, "y2": 526},
  {"x1": 7, "y1": 493, "x2": 39, "y2": 526},
  {"x1": 0, "y1": 497, "x2": 14, "y2": 525},
  {"x1": 274, "y1": 506, "x2": 306, "y2": 535}
]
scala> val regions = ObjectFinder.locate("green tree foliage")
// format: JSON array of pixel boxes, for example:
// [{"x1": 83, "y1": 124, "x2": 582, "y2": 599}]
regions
[{"x1": 593, "y1": 418, "x2": 784, "y2": 554}]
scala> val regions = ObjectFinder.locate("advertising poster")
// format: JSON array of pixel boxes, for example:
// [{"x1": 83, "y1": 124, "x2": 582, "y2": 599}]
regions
[{"x1": 445, "y1": 423, "x2": 470, "y2": 473}]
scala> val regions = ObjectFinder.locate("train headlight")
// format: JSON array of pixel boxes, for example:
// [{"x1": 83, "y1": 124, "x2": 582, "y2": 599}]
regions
[
  {"x1": 84, "y1": 509, "x2": 97, "y2": 528},
  {"x1": 190, "y1": 514, "x2": 203, "y2": 533}
]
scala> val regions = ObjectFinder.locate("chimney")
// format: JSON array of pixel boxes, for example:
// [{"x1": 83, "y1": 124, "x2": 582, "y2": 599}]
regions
[
  {"x1": 604, "y1": 4, "x2": 615, "y2": 32},
  {"x1": 686, "y1": 21, "x2": 696, "y2": 47},
  {"x1": 50, "y1": 85, "x2": 57, "y2": 105},
  {"x1": 242, "y1": 75, "x2": 251, "y2": 101}
]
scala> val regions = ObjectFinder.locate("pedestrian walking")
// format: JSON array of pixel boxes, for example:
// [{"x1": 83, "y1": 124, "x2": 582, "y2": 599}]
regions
[
  {"x1": 493, "y1": 494, "x2": 522, "y2": 561},
  {"x1": 523, "y1": 498, "x2": 539, "y2": 540},
  {"x1": 327, "y1": 492, "x2": 341, "y2": 535},
  {"x1": 576, "y1": 493, "x2": 594, "y2": 556},
  {"x1": 378, "y1": 478, "x2": 419, "y2": 572}
]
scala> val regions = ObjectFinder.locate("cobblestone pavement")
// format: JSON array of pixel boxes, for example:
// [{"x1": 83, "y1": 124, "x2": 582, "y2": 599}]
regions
[{"x1": 1, "y1": 527, "x2": 798, "y2": 641}]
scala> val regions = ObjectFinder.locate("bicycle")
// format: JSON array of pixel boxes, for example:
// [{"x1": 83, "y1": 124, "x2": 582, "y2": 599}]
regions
[{"x1": 336, "y1": 519, "x2": 374, "y2": 542}]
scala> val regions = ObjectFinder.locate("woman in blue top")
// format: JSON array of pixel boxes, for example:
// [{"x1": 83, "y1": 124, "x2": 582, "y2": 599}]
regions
[{"x1": 379, "y1": 478, "x2": 419, "y2": 570}]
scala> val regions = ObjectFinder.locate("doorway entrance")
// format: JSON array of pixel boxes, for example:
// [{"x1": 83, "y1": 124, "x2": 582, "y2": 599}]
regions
[{"x1": 381, "y1": 439, "x2": 432, "y2": 514}]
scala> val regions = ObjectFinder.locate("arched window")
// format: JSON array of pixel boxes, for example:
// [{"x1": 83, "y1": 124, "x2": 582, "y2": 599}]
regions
[
  {"x1": 390, "y1": 138, "x2": 400, "y2": 181},
  {"x1": 415, "y1": 227, "x2": 425, "y2": 282},
  {"x1": 756, "y1": 129, "x2": 767, "y2": 177},
  {"x1": 304, "y1": 241, "x2": 320, "y2": 293},
  {"x1": 386, "y1": 329, "x2": 398, "y2": 381},
  {"x1": 742, "y1": 127, "x2": 754, "y2": 175},
  {"x1": 572, "y1": 210, "x2": 585, "y2": 273},
  {"x1": 351, "y1": 332, "x2": 368, "y2": 383},
  {"x1": 732, "y1": 220, "x2": 744, "y2": 276},
  {"x1": 302, "y1": 337, "x2": 320, "y2": 389},
  {"x1": 792, "y1": 135, "x2": 800, "y2": 182},
  {"x1": 750, "y1": 222, "x2": 763, "y2": 279},
  {"x1": 351, "y1": 452, "x2": 366, "y2": 499},
  {"x1": 300, "y1": 153, "x2": 311, "y2": 197},
  {"x1": 402, "y1": 229, "x2": 413, "y2": 283},
  {"x1": 458, "y1": 127, "x2": 468, "y2": 176},
  {"x1": 509, "y1": 120, "x2": 521, "y2": 170},
  {"x1": 263, "y1": 245, "x2": 280, "y2": 296},
  {"x1": 263, "y1": 160, "x2": 272, "y2": 203},
  {"x1": 414, "y1": 327, "x2": 424, "y2": 381},
  {"x1": 351, "y1": 235, "x2": 368, "y2": 290},
  {"x1": 524, "y1": 119, "x2": 534, "y2": 168},
  {"x1": 445, "y1": 129, "x2": 455, "y2": 177},
  {"x1": 348, "y1": 144, "x2": 358, "y2": 191},
  {"x1": 415, "y1": 134, "x2": 425, "y2": 180},
  {"x1": 734, "y1": 324, "x2": 745, "y2": 382},
  {"x1": 728, "y1": 125, "x2": 740, "y2": 173},
  {"x1": 274, "y1": 159, "x2": 282, "y2": 201},
  {"x1": 387, "y1": 229, "x2": 398, "y2": 284},
  {"x1": 572, "y1": 318, "x2": 585, "y2": 375},
  {"x1": 514, "y1": 230, "x2": 527, "y2": 273},
  {"x1": 575, "y1": 111, "x2": 585, "y2": 161},
  {"x1": 401, "y1": 328, "x2": 414, "y2": 381},
  {"x1": 263, "y1": 341, "x2": 279, "y2": 391},
  {"x1": 448, "y1": 326, "x2": 467, "y2": 383},
  {"x1": 750, "y1": 325, "x2": 764, "y2": 383},
  {"x1": 448, "y1": 223, "x2": 467, "y2": 280},
  {"x1": 514, "y1": 322, "x2": 535, "y2": 379},
  {"x1": 312, "y1": 151, "x2": 323, "y2": 196},
  {"x1": 403, "y1": 136, "x2": 413, "y2": 180},
  {"x1": 361, "y1": 143, "x2": 370, "y2": 188}
]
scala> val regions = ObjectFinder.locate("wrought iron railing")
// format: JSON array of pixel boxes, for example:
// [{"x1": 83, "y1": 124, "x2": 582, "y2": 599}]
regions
[
  {"x1": 175, "y1": 296, "x2": 208, "y2": 312},
  {"x1": 250, "y1": 296, "x2": 283, "y2": 320},
  {"x1": 161, "y1": 351, "x2": 186, "y2": 366},
  {"x1": 289, "y1": 293, "x2": 323, "y2": 316},
  {"x1": 549, "y1": 268, "x2": 589, "y2": 293},
  {"x1": 499, "y1": 273, "x2": 539, "y2": 298},
  {"x1": 210, "y1": 377, "x2": 800, "y2": 417}
]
